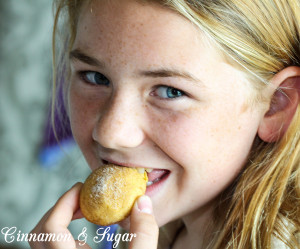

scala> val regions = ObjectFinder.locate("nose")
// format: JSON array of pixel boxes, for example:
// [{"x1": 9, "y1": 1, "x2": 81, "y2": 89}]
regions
[{"x1": 92, "y1": 91, "x2": 145, "y2": 150}]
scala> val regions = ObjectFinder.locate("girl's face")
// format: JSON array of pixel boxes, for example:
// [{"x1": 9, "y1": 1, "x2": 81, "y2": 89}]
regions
[{"x1": 68, "y1": 0, "x2": 267, "y2": 226}]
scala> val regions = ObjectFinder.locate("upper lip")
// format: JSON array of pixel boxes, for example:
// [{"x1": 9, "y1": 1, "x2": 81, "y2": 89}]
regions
[{"x1": 101, "y1": 157, "x2": 153, "y2": 169}]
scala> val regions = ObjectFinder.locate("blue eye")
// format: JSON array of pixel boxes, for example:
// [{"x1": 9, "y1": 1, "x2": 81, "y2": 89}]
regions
[
  {"x1": 156, "y1": 86, "x2": 184, "y2": 99},
  {"x1": 80, "y1": 71, "x2": 110, "y2": 86}
]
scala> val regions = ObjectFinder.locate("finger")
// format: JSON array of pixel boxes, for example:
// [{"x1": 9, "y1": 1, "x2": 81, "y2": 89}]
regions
[
  {"x1": 72, "y1": 207, "x2": 84, "y2": 220},
  {"x1": 30, "y1": 182, "x2": 83, "y2": 249},
  {"x1": 29, "y1": 208, "x2": 54, "y2": 249},
  {"x1": 75, "y1": 240, "x2": 92, "y2": 249},
  {"x1": 47, "y1": 182, "x2": 83, "y2": 228},
  {"x1": 129, "y1": 195, "x2": 159, "y2": 249},
  {"x1": 31, "y1": 207, "x2": 54, "y2": 233}
]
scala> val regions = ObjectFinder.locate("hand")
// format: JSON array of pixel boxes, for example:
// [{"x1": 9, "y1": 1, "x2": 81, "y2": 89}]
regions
[
  {"x1": 129, "y1": 195, "x2": 159, "y2": 249},
  {"x1": 29, "y1": 182, "x2": 90, "y2": 249},
  {"x1": 30, "y1": 184, "x2": 159, "y2": 249}
]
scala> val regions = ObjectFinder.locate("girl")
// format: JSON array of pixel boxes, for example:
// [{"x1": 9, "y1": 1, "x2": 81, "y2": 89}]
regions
[{"x1": 30, "y1": 0, "x2": 300, "y2": 248}]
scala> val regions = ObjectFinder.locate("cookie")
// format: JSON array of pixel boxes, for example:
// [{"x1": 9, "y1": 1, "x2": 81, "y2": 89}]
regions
[{"x1": 80, "y1": 164, "x2": 148, "y2": 226}]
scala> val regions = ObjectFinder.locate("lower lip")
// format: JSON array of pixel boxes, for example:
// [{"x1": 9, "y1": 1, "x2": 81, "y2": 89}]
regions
[{"x1": 146, "y1": 171, "x2": 170, "y2": 196}]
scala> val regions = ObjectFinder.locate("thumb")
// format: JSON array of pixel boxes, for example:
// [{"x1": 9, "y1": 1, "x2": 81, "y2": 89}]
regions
[{"x1": 129, "y1": 195, "x2": 159, "y2": 249}]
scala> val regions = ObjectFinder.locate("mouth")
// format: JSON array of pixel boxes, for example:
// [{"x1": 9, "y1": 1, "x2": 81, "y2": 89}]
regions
[
  {"x1": 102, "y1": 159, "x2": 170, "y2": 191},
  {"x1": 145, "y1": 168, "x2": 170, "y2": 186}
]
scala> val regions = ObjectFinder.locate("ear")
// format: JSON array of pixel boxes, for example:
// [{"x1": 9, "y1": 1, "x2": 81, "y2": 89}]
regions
[{"x1": 258, "y1": 66, "x2": 300, "y2": 142}]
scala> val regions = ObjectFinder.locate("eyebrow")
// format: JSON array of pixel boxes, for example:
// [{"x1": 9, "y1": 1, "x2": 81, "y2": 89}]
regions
[
  {"x1": 69, "y1": 49, "x2": 105, "y2": 67},
  {"x1": 69, "y1": 49, "x2": 203, "y2": 85},
  {"x1": 138, "y1": 68, "x2": 202, "y2": 84}
]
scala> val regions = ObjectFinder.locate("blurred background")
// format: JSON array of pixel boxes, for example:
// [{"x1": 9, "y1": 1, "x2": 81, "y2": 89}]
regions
[{"x1": 0, "y1": 1, "x2": 98, "y2": 248}]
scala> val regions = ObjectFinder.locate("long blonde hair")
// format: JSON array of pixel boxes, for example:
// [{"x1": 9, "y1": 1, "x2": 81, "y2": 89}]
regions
[{"x1": 52, "y1": 0, "x2": 300, "y2": 248}]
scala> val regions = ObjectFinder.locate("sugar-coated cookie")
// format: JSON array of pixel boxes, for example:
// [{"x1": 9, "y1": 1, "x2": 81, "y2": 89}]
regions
[{"x1": 80, "y1": 164, "x2": 148, "y2": 226}]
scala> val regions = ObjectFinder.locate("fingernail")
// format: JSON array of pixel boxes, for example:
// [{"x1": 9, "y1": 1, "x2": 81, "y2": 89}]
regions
[
  {"x1": 71, "y1": 182, "x2": 81, "y2": 189},
  {"x1": 137, "y1": 195, "x2": 153, "y2": 214}
]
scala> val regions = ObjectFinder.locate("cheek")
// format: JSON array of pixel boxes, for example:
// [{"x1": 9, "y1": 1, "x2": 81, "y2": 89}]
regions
[
  {"x1": 68, "y1": 87, "x2": 86, "y2": 139},
  {"x1": 67, "y1": 83, "x2": 99, "y2": 148},
  {"x1": 150, "y1": 104, "x2": 259, "y2": 179}
]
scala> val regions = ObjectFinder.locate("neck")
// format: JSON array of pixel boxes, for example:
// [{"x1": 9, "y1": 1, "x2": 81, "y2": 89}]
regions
[{"x1": 174, "y1": 200, "x2": 218, "y2": 249}]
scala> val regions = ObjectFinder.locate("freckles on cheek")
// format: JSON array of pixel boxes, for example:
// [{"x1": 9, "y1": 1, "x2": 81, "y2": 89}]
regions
[
  {"x1": 69, "y1": 102, "x2": 85, "y2": 141},
  {"x1": 68, "y1": 89, "x2": 95, "y2": 140},
  {"x1": 152, "y1": 111, "x2": 202, "y2": 162}
]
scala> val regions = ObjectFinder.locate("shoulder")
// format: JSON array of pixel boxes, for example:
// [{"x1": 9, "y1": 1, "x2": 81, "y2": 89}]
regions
[
  {"x1": 271, "y1": 236, "x2": 299, "y2": 249},
  {"x1": 271, "y1": 219, "x2": 300, "y2": 249},
  {"x1": 271, "y1": 237, "x2": 290, "y2": 249}
]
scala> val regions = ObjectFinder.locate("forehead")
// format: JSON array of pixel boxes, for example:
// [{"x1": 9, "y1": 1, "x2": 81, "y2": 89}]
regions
[
  {"x1": 70, "y1": 0, "x2": 254, "y2": 99},
  {"x1": 77, "y1": 0, "x2": 187, "y2": 36},
  {"x1": 71, "y1": 0, "x2": 256, "y2": 109},
  {"x1": 73, "y1": 0, "x2": 221, "y2": 61}
]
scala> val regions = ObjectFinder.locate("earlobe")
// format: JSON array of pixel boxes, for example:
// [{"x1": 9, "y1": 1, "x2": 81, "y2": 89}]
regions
[{"x1": 258, "y1": 67, "x2": 300, "y2": 143}]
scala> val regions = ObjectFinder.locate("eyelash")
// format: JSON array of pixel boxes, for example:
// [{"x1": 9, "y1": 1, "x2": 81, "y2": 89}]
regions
[
  {"x1": 78, "y1": 71, "x2": 110, "y2": 86},
  {"x1": 151, "y1": 85, "x2": 186, "y2": 99},
  {"x1": 77, "y1": 71, "x2": 186, "y2": 99}
]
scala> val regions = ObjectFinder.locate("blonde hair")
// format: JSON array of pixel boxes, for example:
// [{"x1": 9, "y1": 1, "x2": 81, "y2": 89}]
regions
[{"x1": 52, "y1": 0, "x2": 300, "y2": 248}]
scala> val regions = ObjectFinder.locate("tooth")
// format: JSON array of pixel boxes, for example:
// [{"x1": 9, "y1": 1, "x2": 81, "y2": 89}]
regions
[
  {"x1": 147, "y1": 181, "x2": 153, "y2": 186},
  {"x1": 146, "y1": 168, "x2": 153, "y2": 173},
  {"x1": 137, "y1": 168, "x2": 145, "y2": 174}
]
